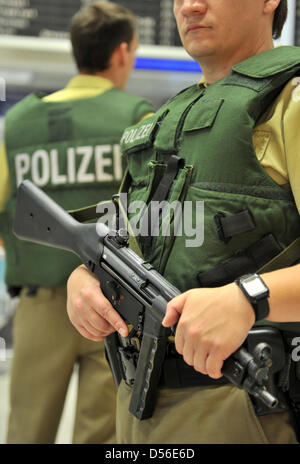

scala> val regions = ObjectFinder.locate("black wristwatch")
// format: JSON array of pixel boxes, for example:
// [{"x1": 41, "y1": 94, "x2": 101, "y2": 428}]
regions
[{"x1": 235, "y1": 273, "x2": 270, "y2": 322}]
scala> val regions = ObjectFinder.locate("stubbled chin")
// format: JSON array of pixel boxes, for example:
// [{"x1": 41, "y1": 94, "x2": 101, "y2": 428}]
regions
[{"x1": 186, "y1": 43, "x2": 217, "y2": 60}]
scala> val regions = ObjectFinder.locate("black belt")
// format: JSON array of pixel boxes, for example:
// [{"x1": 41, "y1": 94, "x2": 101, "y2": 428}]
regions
[
  {"x1": 158, "y1": 354, "x2": 289, "y2": 418},
  {"x1": 159, "y1": 354, "x2": 229, "y2": 388},
  {"x1": 8, "y1": 285, "x2": 39, "y2": 297},
  {"x1": 7, "y1": 286, "x2": 22, "y2": 298}
]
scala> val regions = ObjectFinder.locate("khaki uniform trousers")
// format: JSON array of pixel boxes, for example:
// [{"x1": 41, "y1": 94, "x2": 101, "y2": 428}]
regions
[
  {"x1": 117, "y1": 381, "x2": 299, "y2": 444},
  {"x1": 6, "y1": 286, "x2": 116, "y2": 444}
]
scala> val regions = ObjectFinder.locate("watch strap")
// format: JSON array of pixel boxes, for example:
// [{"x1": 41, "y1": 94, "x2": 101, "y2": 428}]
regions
[
  {"x1": 252, "y1": 297, "x2": 270, "y2": 321},
  {"x1": 235, "y1": 274, "x2": 270, "y2": 322}
]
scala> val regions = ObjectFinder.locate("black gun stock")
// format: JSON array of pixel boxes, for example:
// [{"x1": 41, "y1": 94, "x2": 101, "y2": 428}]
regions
[
  {"x1": 13, "y1": 180, "x2": 280, "y2": 418},
  {"x1": 13, "y1": 180, "x2": 103, "y2": 266}
]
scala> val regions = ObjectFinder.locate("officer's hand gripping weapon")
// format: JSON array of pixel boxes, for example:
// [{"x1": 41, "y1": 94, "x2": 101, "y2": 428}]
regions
[{"x1": 13, "y1": 180, "x2": 280, "y2": 419}]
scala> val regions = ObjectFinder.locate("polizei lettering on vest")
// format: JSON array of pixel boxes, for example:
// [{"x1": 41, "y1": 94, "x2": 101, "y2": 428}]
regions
[
  {"x1": 15, "y1": 144, "x2": 122, "y2": 187},
  {"x1": 121, "y1": 122, "x2": 154, "y2": 145}
]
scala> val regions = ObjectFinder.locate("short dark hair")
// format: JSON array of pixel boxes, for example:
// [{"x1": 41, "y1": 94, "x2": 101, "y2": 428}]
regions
[
  {"x1": 273, "y1": 0, "x2": 288, "y2": 39},
  {"x1": 70, "y1": 1, "x2": 137, "y2": 72}
]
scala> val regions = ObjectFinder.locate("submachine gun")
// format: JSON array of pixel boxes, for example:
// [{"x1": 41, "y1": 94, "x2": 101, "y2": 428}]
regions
[{"x1": 13, "y1": 180, "x2": 284, "y2": 420}]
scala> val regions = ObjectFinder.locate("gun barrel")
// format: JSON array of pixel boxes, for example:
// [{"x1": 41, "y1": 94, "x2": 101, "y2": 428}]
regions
[{"x1": 253, "y1": 385, "x2": 278, "y2": 408}]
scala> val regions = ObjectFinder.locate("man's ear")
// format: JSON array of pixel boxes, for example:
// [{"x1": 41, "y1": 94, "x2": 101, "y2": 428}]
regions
[
  {"x1": 112, "y1": 42, "x2": 129, "y2": 67},
  {"x1": 263, "y1": 0, "x2": 281, "y2": 15}
]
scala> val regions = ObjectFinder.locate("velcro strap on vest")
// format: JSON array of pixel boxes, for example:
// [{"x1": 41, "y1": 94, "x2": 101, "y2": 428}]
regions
[
  {"x1": 151, "y1": 155, "x2": 185, "y2": 203},
  {"x1": 197, "y1": 234, "x2": 282, "y2": 287},
  {"x1": 140, "y1": 155, "x2": 185, "y2": 255},
  {"x1": 214, "y1": 210, "x2": 256, "y2": 243}
]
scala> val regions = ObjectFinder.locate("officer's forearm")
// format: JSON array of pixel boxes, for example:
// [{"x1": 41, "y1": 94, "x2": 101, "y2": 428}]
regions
[{"x1": 261, "y1": 263, "x2": 300, "y2": 322}]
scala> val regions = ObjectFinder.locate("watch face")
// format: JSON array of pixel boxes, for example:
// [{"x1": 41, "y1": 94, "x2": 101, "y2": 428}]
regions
[{"x1": 242, "y1": 275, "x2": 268, "y2": 298}]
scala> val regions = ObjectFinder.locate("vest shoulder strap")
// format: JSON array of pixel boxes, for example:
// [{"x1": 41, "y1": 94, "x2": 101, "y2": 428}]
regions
[{"x1": 232, "y1": 46, "x2": 300, "y2": 79}]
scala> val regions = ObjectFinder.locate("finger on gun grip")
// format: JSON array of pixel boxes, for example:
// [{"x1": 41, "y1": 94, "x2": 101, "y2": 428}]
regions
[
  {"x1": 88, "y1": 306, "x2": 110, "y2": 332},
  {"x1": 104, "y1": 306, "x2": 128, "y2": 337},
  {"x1": 206, "y1": 354, "x2": 223, "y2": 379},
  {"x1": 163, "y1": 307, "x2": 180, "y2": 326},
  {"x1": 84, "y1": 319, "x2": 105, "y2": 339},
  {"x1": 77, "y1": 324, "x2": 102, "y2": 341},
  {"x1": 194, "y1": 349, "x2": 209, "y2": 375}
]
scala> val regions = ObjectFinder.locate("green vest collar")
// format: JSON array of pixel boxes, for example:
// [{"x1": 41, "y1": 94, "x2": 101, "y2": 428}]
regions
[{"x1": 232, "y1": 46, "x2": 300, "y2": 78}]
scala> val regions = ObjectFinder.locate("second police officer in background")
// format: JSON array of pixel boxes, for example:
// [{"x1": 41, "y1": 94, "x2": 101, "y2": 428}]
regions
[{"x1": 0, "y1": 1, "x2": 153, "y2": 444}]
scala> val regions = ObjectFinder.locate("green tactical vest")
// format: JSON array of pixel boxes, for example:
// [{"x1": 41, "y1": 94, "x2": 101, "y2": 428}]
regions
[
  {"x1": 120, "y1": 46, "x2": 300, "y2": 333},
  {"x1": 0, "y1": 87, "x2": 152, "y2": 287}
]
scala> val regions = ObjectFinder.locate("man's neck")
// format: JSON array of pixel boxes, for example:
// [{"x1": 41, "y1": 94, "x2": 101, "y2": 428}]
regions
[
  {"x1": 79, "y1": 69, "x2": 125, "y2": 90},
  {"x1": 200, "y1": 39, "x2": 275, "y2": 85}
]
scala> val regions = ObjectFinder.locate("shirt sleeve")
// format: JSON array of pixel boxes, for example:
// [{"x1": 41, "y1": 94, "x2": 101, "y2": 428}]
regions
[
  {"x1": 0, "y1": 143, "x2": 11, "y2": 212},
  {"x1": 134, "y1": 100, "x2": 154, "y2": 124},
  {"x1": 136, "y1": 111, "x2": 154, "y2": 123},
  {"x1": 283, "y1": 78, "x2": 300, "y2": 214}
]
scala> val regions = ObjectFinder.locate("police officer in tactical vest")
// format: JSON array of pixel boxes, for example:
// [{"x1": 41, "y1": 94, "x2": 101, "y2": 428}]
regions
[
  {"x1": 66, "y1": 0, "x2": 300, "y2": 444},
  {"x1": 0, "y1": 1, "x2": 152, "y2": 444}
]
